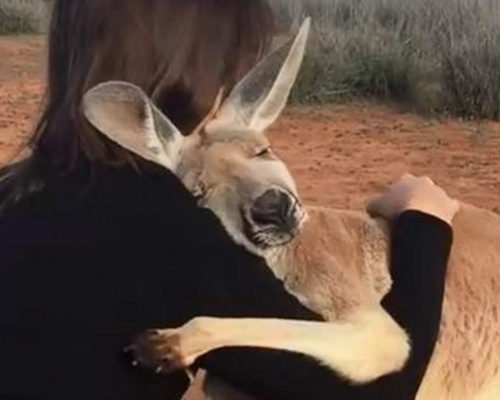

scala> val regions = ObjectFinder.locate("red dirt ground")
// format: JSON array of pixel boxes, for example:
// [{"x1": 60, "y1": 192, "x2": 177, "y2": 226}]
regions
[
  {"x1": 1, "y1": 37, "x2": 498, "y2": 213},
  {"x1": 0, "y1": 36, "x2": 499, "y2": 399}
]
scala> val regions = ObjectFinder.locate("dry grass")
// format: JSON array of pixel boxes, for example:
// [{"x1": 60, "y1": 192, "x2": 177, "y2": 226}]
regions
[
  {"x1": 272, "y1": 0, "x2": 500, "y2": 119},
  {"x1": 2, "y1": 0, "x2": 500, "y2": 119},
  {"x1": 0, "y1": 0, "x2": 49, "y2": 35}
]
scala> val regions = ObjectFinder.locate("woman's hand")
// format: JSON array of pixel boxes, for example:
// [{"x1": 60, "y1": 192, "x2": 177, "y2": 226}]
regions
[{"x1": 367, "y1": 174, "x2": 460, "y2": 225}]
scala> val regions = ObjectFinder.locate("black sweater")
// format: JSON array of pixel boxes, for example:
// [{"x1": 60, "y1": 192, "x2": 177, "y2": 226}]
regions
[{"x1": 0, "y1": 164, "x2": 452, "y2": 400}]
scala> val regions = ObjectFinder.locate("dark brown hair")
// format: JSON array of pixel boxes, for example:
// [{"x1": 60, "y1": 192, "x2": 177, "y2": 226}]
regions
[{"x1": 1, "y1": 0, "x2": 275, "y2": 203}]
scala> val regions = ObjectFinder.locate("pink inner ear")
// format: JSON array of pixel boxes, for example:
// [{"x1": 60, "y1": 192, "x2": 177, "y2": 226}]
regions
[
  {"x1": 84, "y1": 82, "x2": 185, "y2": 170},
  {"x1": 89, "y1": 100, "x2": 151, "y2": 156}
]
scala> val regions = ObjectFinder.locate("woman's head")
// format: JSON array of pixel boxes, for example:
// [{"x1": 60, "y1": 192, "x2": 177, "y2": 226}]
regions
[{"x1": 18, "y1": 0, "x2": 275, "y2": 175}]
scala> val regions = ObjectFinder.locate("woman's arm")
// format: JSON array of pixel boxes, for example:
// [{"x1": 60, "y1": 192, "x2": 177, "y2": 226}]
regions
[{"x1": 372, "y1": 211, "x2": 452, "y2": 398}]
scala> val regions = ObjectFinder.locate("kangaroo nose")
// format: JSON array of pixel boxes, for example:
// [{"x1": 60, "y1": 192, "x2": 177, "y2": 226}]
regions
[{"x1": 250, "y1": 189, "x2": 298, "y2": 231}]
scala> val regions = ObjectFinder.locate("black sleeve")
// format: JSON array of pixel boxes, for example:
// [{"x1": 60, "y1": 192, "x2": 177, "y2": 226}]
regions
[
  {"x1": 371, "y1": 210, "x2": 453, "y2": 399},
  {"x1": 195, "y1": 210, "x2": 453, "y2": 400}
]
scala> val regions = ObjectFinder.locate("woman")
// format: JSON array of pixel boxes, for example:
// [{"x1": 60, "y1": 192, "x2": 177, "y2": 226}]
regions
[{"x1": 0, "y1": 1, "x2": 457, "y2": 400}]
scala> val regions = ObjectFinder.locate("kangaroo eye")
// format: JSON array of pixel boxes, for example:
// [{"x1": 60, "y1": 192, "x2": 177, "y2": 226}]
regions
[{"x1": 255, "y1": 147, "x2": 273, "y2": 158}]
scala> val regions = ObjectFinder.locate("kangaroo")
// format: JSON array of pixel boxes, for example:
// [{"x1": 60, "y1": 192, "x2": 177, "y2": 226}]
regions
[{"x1": 83, "y1": 19, "x2": 500, "y2": 400}]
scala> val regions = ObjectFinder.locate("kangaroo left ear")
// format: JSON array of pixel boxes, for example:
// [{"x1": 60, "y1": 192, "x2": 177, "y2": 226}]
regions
[
  {"x1": 206, "y1": 17, "x2": 311, "y2": 134},
  {"x1": 83, "y1": 81, "x2": 184, "y2": 170}
]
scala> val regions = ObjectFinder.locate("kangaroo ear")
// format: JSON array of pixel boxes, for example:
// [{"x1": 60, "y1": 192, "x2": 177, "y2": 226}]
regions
[
  {"x1": 206, "y1": 18, "x2": 311, "y2": 134},
  {"x1": 83, "y1": 81, "x2": 184, "y2": 170}
]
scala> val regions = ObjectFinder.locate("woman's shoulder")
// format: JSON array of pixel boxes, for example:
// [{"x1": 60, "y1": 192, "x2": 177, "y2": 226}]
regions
[
  {"x1": 3, "y1": 161, "x2": 224, "y2": 234},
  {"x1": 3, "y1": 161, "x2": 192, "y2": 213},
  {"x1": 0, "y1": 160, "x2": 250, "y2": 262}
]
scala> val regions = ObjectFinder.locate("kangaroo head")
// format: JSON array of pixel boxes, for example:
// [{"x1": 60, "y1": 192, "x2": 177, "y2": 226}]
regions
[{"x1": 83, "y1": 19, "x2": 310, "y2": 255}]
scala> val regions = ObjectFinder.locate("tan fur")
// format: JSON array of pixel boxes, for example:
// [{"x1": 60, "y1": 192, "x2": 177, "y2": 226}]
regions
[
  {"x1": 265, "y1": 207, "x2": 391, "y2": 320},
  {"x1": 416, "y1": 204, "x2": 500, "y2": 400},
  {"x1": 261, "y1": 204, "x2": 500, "y2": 400}
]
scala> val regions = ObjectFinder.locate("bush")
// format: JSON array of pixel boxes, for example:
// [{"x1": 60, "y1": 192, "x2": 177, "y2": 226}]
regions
[
  {"x1": 0, "y1": 0, "x2": 49, "y2": 35},
  {"x1": 272, "y1": 0, "x2": 500, "y2": 119}
]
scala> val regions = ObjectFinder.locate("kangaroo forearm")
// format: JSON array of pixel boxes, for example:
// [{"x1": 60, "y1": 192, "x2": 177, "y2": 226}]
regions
[{"x1": 158, "y1": 309, "x2": 409, "y2": 383}]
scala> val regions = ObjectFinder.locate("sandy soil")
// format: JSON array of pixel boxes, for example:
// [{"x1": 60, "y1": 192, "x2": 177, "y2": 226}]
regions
[
  {"x1": 0, "y1": 36, "x2": 45, "y2": 163},
  {"x1": 271, "y1": 105, "x2": 500, "y2": 212},
  {"x1": 1, "y1": 36, "x2": 498, "y2": 213}
]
